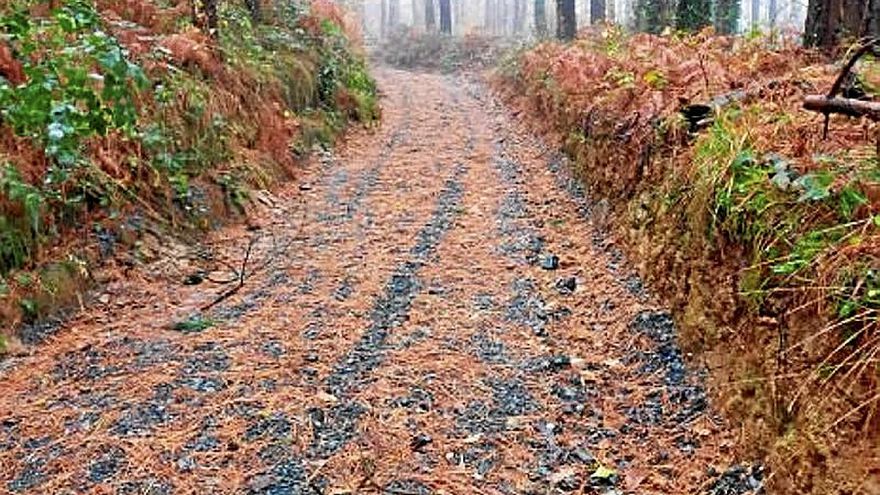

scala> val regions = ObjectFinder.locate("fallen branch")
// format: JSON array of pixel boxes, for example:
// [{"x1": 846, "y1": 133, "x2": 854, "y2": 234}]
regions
[
  {"x1": 201, "y1": 234, "x2": 259, "y2": 311},
  {"x1": 803, "y1": 38, "x2": 880, "y2": 137},
  {"x1": 803, "y1": 95, "x2": 880, "y2": 121}
]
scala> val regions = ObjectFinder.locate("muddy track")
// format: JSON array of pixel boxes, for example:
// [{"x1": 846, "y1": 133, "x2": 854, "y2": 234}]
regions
[{"x1": 0, "y1": 69, "x2": 760, "y2": 495}]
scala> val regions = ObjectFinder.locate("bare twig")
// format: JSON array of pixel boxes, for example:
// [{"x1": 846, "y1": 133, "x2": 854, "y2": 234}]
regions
[{"x1": 201, "y1": 234, "x2": 259, "y2": 311}]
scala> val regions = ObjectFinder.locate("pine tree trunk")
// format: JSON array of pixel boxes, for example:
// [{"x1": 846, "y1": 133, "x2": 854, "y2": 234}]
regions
[
  {"x1": 244, "y1": 0, "x2": 260, "y2": 22},
  {"x1": 714, "y1": 0, "x2": 740, "y2": 34},
  {"x1": 867, "y1": 0, "x2": 880, "y2": 37},
  {"x1": 196, "y1": 0, "x2": 219, "y2": 35},
  {"x1": 591, "y1": 0, "x2": 605, "y2": 23},
  {"x1": 555, "y1": 0, "x2": 576, "y2": 39},
  {"x1": 805, "y1": 0, "x2": 869, "y2": 48},
  {"x1": 380, "y1": 0, "x2": 388, "y2": 37},
  {"x1": 676, "y1": 0, "x2": 712, "y2": 31},
  {"x1": 535, "y1": 0, "x2": 548, "y2": 36},
  {"x1": 486, "y1": 0, "x2": 497, "y2": 33},
  {"x1": 768, "y1": 0, "x2": 778, "y2": 27},
  {"x1": 389, "y1": 0, "x2": 400, "y2": 27},
  {"x1": 751, "y1": 0, "x2": 760, "y2": 28},
  {"x1": 439, "y1": 0, "x2": 452, "y2": 33},
  {"x1": 425, "y1": 0, "x2": 436, "y2": 30},
  {"x1": 513, "y1": 0, "x2": 526, "y2": 32},
  {"x1": 636, "y1": 0, "x2": 674, "y2": 33}
]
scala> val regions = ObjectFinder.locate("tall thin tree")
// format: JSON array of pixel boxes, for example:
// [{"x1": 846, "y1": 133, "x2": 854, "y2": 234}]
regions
[
  {"x1": 805, "y1": 0, "x2": 877, "y2": 47},
  {"x1": 555, "y1": 0, "x2": 576, "y2": 39},
  {"x1": 244, "y1": 0, "x2": 260, "y2": 22},
  {"x1": 389, "y1": 0, "x2": 401, "y2": 27},
  {"x1": 513, "y1": 0, "x2": 526, "y2": 33},
  {"x1": 535, "y1": 0, "x2": 548, "y2": 36},
  {"x1": 439, "y1": 0, "x2": 452, "y2": 33},
  {"x1": 676, "y1": 0, "x2": 712, "y2": 31},
  {"x1": 193, "y1": 0, "x2": 219, "y2": 36},
  {"x1": 380, "y1": 0, "x2": 388, "y2": 37},
  {"x1": 714, "y1": 0, "x2": 740, "y2": 34},
  {"x1": 751, "y1": 0, "x2": 760, "y2": 28},
  {"x1": 591, "y1": 0, "x2": 605, "y2": 23},
  {"x1": 425, "y1": 0, "x2": 436, "y2": 30}
]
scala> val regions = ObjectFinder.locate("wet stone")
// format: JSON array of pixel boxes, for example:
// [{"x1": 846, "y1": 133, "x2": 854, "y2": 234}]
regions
[
  {"x1": 490, "y1": 379, "x2": 538, "y2": 417},
  {"x1": 471, "y1": 333, "x2": 507, "y2": 363},
  {"x1": 555, "y1": 276, "x2": 577, "y2": 294},
  {"x1": 333, "y1": 278, "x2": 354, "y2": 301},
  {"x1": 8, "y1": 459, "x2": 45, "y2": 492},
  {"x1": 262, "y1": 340, "x2": 286, "y2": 358},
  {"x1": 258, "y1": 443, "x2": 293, "y2": 464},
  {"x1": 19, "y1": 317, "x2": 65, "y2": 345},
  {"x1": 522, "y1": 354, "x2": 571, "y2": 374},
  {"x1": 87, "y1": 446, "x2": 126, "y2": 483},
  {"x1": 118, "y1": 478, "x2": 173, "y2": 495},
  {"x1": 708, "y1": 464, "x2": 764, "y2": 495},
  {"x1": 385, "y1": 479, "x2": 432, "y2": 495},
  {"x1": 540, "y1": 254, "x2": 560, "y2": 270},
  {"x1": 247, "y1": 459, "x2": 316, "y2": 495},
  {"x1": 389, "y1": 388, "x2": 434, "y2": 412},
  {"x1": 111, "y1": 384, "x2": 174, "y2": 437},
  {"x1": 624, "y1": 274, "x2": 646, "y2": 297},
  {"x1": 472, "y1": 293, "x2": 496, "y2": 311},
  {"x1": 52, "y1": 345, "x2": 118, "y2": 383},
  {"x1": 184, "y1": 343, "x2": 231, "y2": 373},
  {"x1": 245, "y1": 413, "x2": 291, "y2": 442},
  {"x1": 178, "y1": 376, "x2": 226, "y2": 393},
  {"x1": 410, "y1": 433, "x2": 433, "y2": 452},
  {"x1": 309, "y1": 402, "x2": 366, "y2": 458}
]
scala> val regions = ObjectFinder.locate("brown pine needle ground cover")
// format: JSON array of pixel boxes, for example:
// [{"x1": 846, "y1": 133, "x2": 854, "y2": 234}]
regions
[
  {"x1": 0, "y1": 66, "x2": 760, "y2": 494},
  {"x1": 498, "y1": 26, "x2": 880, "y2": 493}
]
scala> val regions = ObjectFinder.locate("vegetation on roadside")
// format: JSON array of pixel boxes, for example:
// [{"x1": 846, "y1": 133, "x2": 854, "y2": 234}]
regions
[
  {"x1": 499, "y1": 27, "x2": 880, "y2": 493},
  {"x1": 0, "y1": 0, "x2": 377, "y2": 332}
]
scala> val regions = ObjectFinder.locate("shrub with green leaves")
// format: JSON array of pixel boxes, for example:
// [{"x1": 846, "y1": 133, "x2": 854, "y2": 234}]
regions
[{"x1": 0, "y1": 0, "x2": 149, "y2": 273}]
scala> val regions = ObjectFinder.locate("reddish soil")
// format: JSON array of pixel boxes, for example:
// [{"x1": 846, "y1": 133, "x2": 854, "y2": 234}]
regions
[{"x1": 0, "y1": 69, "x2": 756, "y2": 494}]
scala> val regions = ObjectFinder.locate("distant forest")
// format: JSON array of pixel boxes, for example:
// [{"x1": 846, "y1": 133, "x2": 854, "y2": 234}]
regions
[{"x1": 360, "y1": 0, "x2": 880, "y2": 49}]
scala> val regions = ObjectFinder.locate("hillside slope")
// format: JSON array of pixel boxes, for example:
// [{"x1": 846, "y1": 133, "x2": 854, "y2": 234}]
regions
[{"x1": 0, "y1": 0, "x2": 377, "y2": 340}]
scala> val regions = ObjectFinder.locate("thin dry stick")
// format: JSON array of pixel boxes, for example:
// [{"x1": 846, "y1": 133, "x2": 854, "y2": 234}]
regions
[{"x1": 201, "y1": 234, "x2": 259, "y2": 311}]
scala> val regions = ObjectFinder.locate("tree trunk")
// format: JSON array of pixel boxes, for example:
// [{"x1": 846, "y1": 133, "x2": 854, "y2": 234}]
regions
[
  {"x1": 751, "y1": 0, "x2": 760, "y2": 28},
  {"x1": 389, "y1": 0, "x2": 400, "y2": 27},
  {"x1": 486, "y1": 0, "x2": 497, "y2": 33},
  {"x1": 868, "y1": 0, "x2": 880, "y2": 37},
  {"x1": 676, "y1": 0, "x2": 712, "y2": 31},
  {"x1": 714, "y1": 0, "x2": 740, "y2": 34},
  {"x1": 535, "y1": 0, "x2": 548, "y2": 36},
  {"x1": 439, "y1": 0, "x2": 452, "y2": 33},
  {"x1": 555, "y1": 0, "x2": 576, "y2": 39},
  {"x1": 513, "y1": 0, "x2": 526, "y2": 32},
  {"x1": 768, "y1": 0, "x2": 778, "y2": 27},
  {"x1": 636, "y1": 0, "x2": 674, "y2": 33},
  {"x1": 380, "y1": 0, "x2": 388, "y2": 37},
  {"x1": 805, "y1": 0, "x2": 871, "y2": 48},
  {"x1": 194, "y1": 0, "x2": 219, "y2": 35},
  {"x1": 425, "y1": 0, "x2": 436, "y2": 30},
  {"x1": 591, "y1": 0, "x2": 605, "y2": 23},
  {"x1": 244, "y1": 0, "x2": 260, "y2": 22}
]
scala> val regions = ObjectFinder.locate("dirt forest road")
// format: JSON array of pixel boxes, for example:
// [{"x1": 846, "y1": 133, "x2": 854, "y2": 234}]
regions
[{"x1": 0, "y1": 69, "x2": 756, "y2": 495}]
